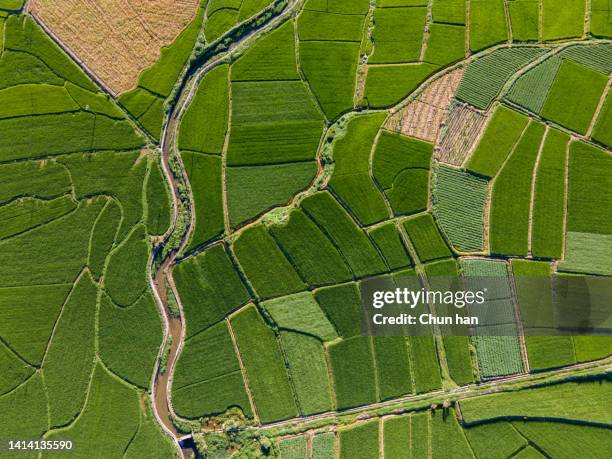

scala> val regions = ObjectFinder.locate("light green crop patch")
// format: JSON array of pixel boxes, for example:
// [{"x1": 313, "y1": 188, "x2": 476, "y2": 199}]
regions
[{"x1": 263, "y1": 291, "x2": 338, "y2": 341}]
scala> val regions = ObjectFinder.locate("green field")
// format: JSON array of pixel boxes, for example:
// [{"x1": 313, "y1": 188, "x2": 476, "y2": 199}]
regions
[
  {"x1": 433, "y1": 165, "x2": 488, "y2": 252},
  {"x1": 174, "y1": 243, "x2": 251, "y2": 337},
  {"x1": 329, "y1": 336, "x2": 378, "y2": 409},
  {"x1": 280, "y1": 331, "x2": 334, "y2": 415},
  {"x1": 172, "y1": 321, "x2": 252, "y2": 418},
  {"x1": 456, "y1": 47, "x2": 546, "y2": 109},
  {"x1": 509, "y1": 0, "x2": 540, "y2": 41},
  {"x1": 232, "y1": 224, "x2": 306, "y2": 299},
  {"x1": 540, "y1": 60, "x2": 608, "y2": 134},
  {"x1": 403, "y1": 214, "x2": 453, "y2": 263},
  {"x1": 469, "y1": 0, "x2": 508, "y2": 51},
  {"x1": 369, "y1": 222, "x2": 413, "y2": 270},
  {"x1": 370, "y1": 6, "x2": 427, "y2": 63},
  {"x1": 364, "y1": 63, "x2": 439, "y2": 107},
  {"x1": 270, "y1": 209, "x2": 352, "y2": 286},
  {"x1": 531, "y1": 129, "x2": 568, "y2": 259},
  {"x1": 461, "y1": 378, "x2": 611, "y2": 425},
  {"x1": 373, "y1": 131, "x2": 433, "y2": 216},
  {"x1": 467, "y1": 105, "x2": 530, "y2": 177},
  {"x1": 339, "y1": 420, "x2": 379, "y2": 459},
  {"x1": 329, "y1": 113, "x2": 389, "y2": 225},
  {"x1": 231, "y1": 305, "x2": 298, "y2": 423},
  {"x1": 301, "y1": 192, "x2": 387, "y2": 277},
  {"x1": 542, "y1": 0, "x2": 585, "y2": 41},
  {"x1": 490, "y1": 121, "x2": 545, "y2": 256}
]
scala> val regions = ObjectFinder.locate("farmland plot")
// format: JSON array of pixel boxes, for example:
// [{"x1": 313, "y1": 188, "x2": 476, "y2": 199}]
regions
[
  {"x1": 467, "y1": 105, "x2": 529, "y2": 178},
  {"x1": 383, "y1": 415, "x2": 410, "y2": 459},
  {"x1": 512, "y1": 260, "x2": 576, "y2": 371},
  {"x1": 231, "y1": 305, "x2": 298, "y2": 423},
  {"x1": 432, "y1": 165, "x2": 488, "y2": 252},
  {"x1": 456, "y1": 47, "x2": 547, "y2": 110},
  {"x1": 469, "y1": 0, "x2": 508, "y2": 51},
  {"x1": 172, "y1": 321, "x2": 252, "y2": 418},
  {"x1": 329, "y1": 113, "x2": 389, "y2": 225},
  {"x1": 298, "y1": 1, "x2": 368, "y2": 119},
  {"x1": 461, "y1": 259, "x2": 523, "y2": 378},
  {"x1": 542, "y1": 0, "x2": 584, "y2": 41},
  {"x1": 490, "y1": 121, "x2": 545, "y2": 256},
  {"x1": 403, "y1": 214, "x2": 452, "y2": 263},
  {"x1": 372, "y1": 131, "x2": 433, "y2": 216},
  {"x1": 339, "y1": 420, "x2": 379, "y2": 459},
  {"x1": 370, "y1": 6, "x2": 427, "y2": 63},
  {"x1": 508, "y1": 0, "x2": 539, "y2": 41},
  {"x1": 540, "y1": 60, "x2": 608, "y2": 134}
]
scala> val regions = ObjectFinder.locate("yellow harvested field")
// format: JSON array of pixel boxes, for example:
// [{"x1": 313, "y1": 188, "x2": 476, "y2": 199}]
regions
[
  {"x1": 30, "y1": 0, "x2": 200, "y2": 94},
  {"x1": 386, "y1": 69, "x2": 463, "y2": 143}
]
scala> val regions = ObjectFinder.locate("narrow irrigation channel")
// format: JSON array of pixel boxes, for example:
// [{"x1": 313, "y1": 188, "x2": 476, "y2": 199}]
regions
[{"x1": 147, "y1": 3, "x2": 304, "y2": 456}]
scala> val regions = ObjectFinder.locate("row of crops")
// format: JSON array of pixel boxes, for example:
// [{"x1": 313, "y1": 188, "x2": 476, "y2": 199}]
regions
[
  {"x1": 0, "y1": 12, "x2": 175, "y2": 455},
  {"x1": 274, "y1": 377, "x2": 611, "y2": 458}
]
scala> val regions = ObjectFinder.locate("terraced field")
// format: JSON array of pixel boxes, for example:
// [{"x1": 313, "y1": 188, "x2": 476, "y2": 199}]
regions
[{"x1": 1, "y1": 0, "x2": 611, "y2": 457}]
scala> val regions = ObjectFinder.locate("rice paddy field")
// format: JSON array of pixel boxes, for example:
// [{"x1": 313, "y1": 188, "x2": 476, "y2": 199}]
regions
[{"x1": 1, "y1": 0, "x2": 611, "y2": 456}]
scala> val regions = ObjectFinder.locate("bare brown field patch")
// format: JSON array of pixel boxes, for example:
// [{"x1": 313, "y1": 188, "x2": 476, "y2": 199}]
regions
[
  {"x1": 386, "y1": 68, "x2": 464, "y2": 143},
  {"x1": 436, "y1": 103, "x2": 487, "y2": 166},
  {"x1": 30, "y1": 0, "x2": 200, "y2": 94}
]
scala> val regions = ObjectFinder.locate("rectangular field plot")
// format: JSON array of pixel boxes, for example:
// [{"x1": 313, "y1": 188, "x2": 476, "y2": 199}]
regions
[
  {"x1": 312, "y1": 432, "x2": 335, "y2": 459},
  {"x1": 592, "y1": 90, "x2": 612, "y2": 148},
  {"x1": 231, "y1": 21, "x2": 299, "y2": 82},
  {"x1": 314, "y1": 283, "x2": 363, "y2": 339},
  {"x1": 280, "y1": 331, "x2": 334, "y2": 415},
  {"x1": 490, "y1": 121, "x2": 545, "y2": 256},
  {"x1": 231, "y1": 305, "x2": 298, "y2": 423},
  {"x1": 461, "y1": 259, "x2": 523, "y2": 378},
  {"x1": 270, "y1": 208, "x2": 352, "y2": 287},
  {"x1": 369, "y1": 7, "x2": 427, "y2": 64},
  {"x1": 181, "y1": 152, "x2": 224, "y2": 252},
  {"x1": 369, "y1": 222, "x2": 413, "y2": 270},
  {"x1": 432, "y1": 0, "x2": 465, "y2": 24},
  {"x1": 431, "y1": 411, "x2": 474, "y2": 458},
  {"x1": 178, "y1": 64, "x2": 229, "y2": 155},
  {"x1": 469, "y1": 0, "x2": 508, "y2": 51},
  {"x1": 432, "y1": 165, "x2": 488, "y2": 252},
  {"x1": 403, "y1": 214, "x2": 452, "y2": 263},
  {"x1": 559, "y1": 232, "x2": 612, "y2": 275},
  {"x1": 566, "y1": 141, "x2": 612, "y2": 235},
  {"x1": 227, "y1": 80, "x2": 323, "y2": 165},
  {"x1": 171, "y1": 321, "x2": 252, "y2": 419},
  {"x1": 373, "y1": 131, "x2": 433, "y2": 216},
  {"x1": 174, "y1": 244, "x2": 251, "y2": 337},
  {"x1": 298, "y1": 9, "x2": 365, "y2": 42},
  {"x1": 365, "y1": 63, "x2": 439, "y2": 108},
  {"x1": 232, "y1": 224, "x2": 306, "y2": 299},
  {"x1": 299, "y1": 41, "x2": 361, "y2": 120},
  {"x1": 511, "y1": 259, "x2": 577, "y2": 371},
  {"x1": 531, "y1": 129, "x2": 568, "y2": 259},
  {"x1": 592, "y1": 0, "x2": 612, "y2": 37},
  {"x1": 329, "y1": 336, "x2": 377, "y2": 409},
  {"x1": 456, "y1": 47, "x2": 547, "y2": 110},
  {"x1": 373, "y1": 336, "x2": 413, "y2": 400},
  {"x1": 339, "y1": 420, "x2": 379, "y2": 459},
  {"x1": 226, "y1": 161, "x2": 317, "y2": 227},
  {"x1": 383, "y1": 416, "x2": 410, "y2": 459},
  {"x1": 301, "y1": 192, "x2": 387, "y2": 277},
  {"x1": 460, "y1": 379, "x2": 611, "y2": 425},
  {"x1": 542, "y1": 0, "x2": 585, "y2": 41},
  {"x1": 467, "y1": 105, "x2": 529, "y2": 177},
  {"x1": 279, "y1": 435, "x2": 308, "y2": 458},
  {"x1": 509, "y1": 0, "x2": 539, "y2": 41},
  {"x1": 424, "y1": 23, "x2": 466, "y2": 67},
  {"x1": 540, "y1": 60, "x2": 608, "y2": 135}
]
